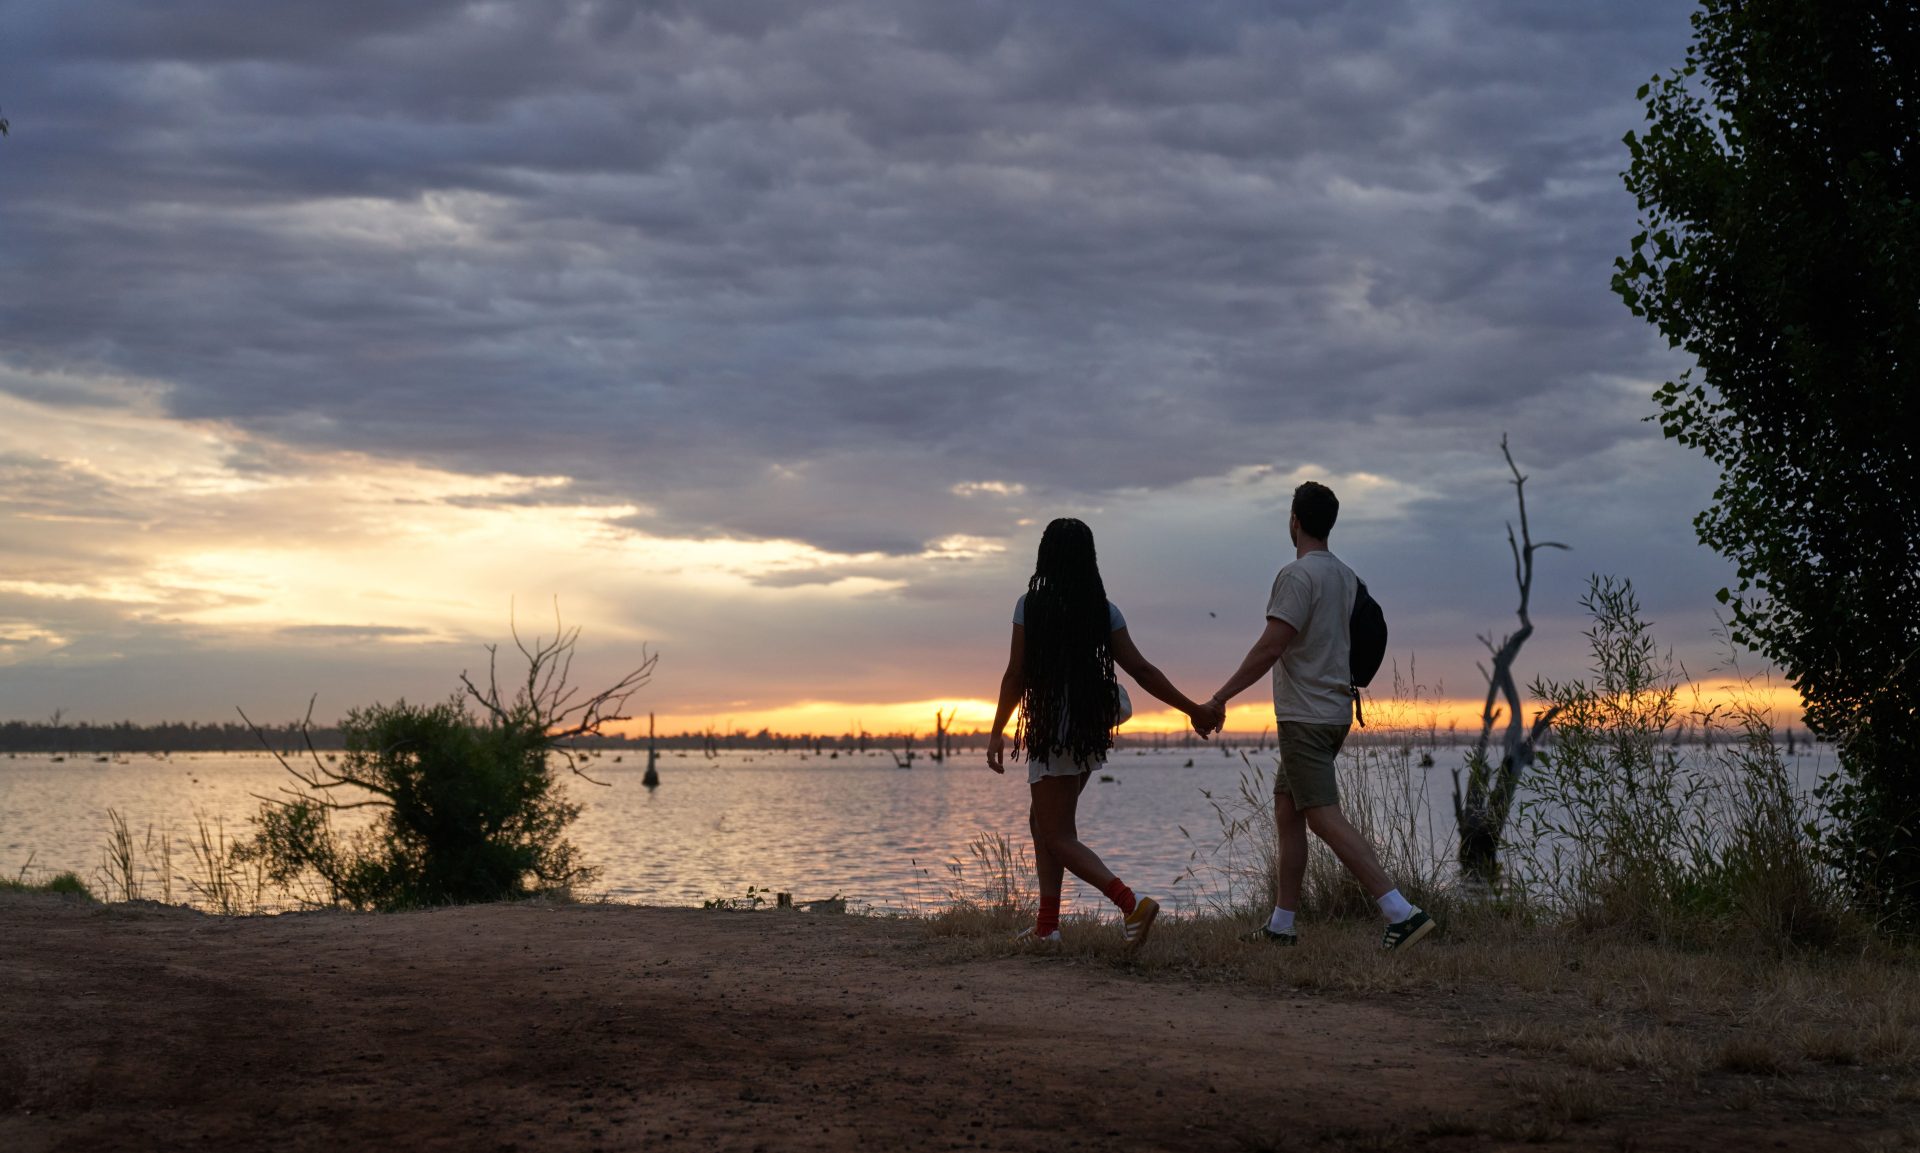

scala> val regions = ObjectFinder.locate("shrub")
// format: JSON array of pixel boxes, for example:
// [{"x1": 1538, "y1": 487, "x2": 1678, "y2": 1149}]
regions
[
  {"x1": 0, "y1": 870, "x2": 95, "y2": 900},
  {"x1": 1515, "y1": 575, "x2": 1843, "y2": 945},
  {"x1": 240, "y1": 697, "x2": 594, "y2": 910},
  {"x1": 239, "y1": 613, "x2": 654, "y2": 911}
]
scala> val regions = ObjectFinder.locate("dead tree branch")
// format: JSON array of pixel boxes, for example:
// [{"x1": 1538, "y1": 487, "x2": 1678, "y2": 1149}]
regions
[
  {"x1": 1451, "y1": 435, "x2": 1568, "y2": 886},
  {"x1": 458, "y1": 598, "x2": 658, "y2": 787}
]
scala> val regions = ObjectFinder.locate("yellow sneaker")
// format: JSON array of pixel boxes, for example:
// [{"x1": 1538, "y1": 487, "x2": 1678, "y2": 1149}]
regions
[{"x1": 1121, "y1": 895, "x2": 1159, "y2": 951}]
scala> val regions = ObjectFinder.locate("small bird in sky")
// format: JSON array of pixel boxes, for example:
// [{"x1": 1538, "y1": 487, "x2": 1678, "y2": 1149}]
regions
[
  {"x1": 0, "y1": 107, "x2": 10, "y2": 136},
  {"x1": 1208, "y1": 611, "x2": 1217, "y2": 618}
]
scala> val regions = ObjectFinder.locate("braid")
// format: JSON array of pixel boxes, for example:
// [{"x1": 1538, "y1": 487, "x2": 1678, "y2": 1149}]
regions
[{"x1": 1015, "y1": 518, "x2": 1119, "y2": 766}]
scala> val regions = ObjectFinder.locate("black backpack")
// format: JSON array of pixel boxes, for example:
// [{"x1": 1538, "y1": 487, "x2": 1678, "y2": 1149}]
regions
[{"x1": 1349, "y1": 579, "x2": 1387, "y2": 726}]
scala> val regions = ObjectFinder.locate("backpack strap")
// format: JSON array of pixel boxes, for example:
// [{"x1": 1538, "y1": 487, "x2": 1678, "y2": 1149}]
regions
[{"x1": 1351, "y1": 685, "x2": 1366, "y2": 728}]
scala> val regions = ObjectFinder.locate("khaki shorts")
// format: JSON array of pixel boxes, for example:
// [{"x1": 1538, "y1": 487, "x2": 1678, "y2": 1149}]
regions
[{"x1": 1275, "y1": 721, "x2": 1350, "y2": 809}]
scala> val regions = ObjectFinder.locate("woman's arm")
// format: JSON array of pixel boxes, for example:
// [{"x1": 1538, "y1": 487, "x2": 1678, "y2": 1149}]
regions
[
  {"x1": 986, "y1": 624, "x2": 1024, "y2": 773},
  {"x1": 1109, "y1": 627, "x2": 1206, "y2": 722}
]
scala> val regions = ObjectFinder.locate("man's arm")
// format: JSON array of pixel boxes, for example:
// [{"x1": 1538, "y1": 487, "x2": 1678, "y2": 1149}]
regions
[{"x1": 1205, "y1": 616, "x2": 1298, "y2": 719}]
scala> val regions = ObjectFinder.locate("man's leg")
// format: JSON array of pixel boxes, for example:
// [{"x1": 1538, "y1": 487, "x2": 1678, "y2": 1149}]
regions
[
  {"x1": 1269, "y1": 788, "x2": 1309, "y2": 932},
  {"x1": 1304, "y1": 804, "x2": 1426, "y2": 941},
  {"x1": 1279, "y1": 721, "x2": 1432, "y2": 948},
  {"x1": 1301, "y1": 804, "x2": 1391, "y2": 897}
]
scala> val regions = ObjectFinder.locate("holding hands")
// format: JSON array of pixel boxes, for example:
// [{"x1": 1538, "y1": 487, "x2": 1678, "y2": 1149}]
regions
[{"x1": 1188, "y1": 695, "x2": 1227, "y2": 739}]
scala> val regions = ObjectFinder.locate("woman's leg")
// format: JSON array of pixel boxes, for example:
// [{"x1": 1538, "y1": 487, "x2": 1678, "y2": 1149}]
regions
[
  {"x1": 1029, "y1": 799, "x2": 1065, "y2": 934},
  {"x1": 1030, "y1": 772, "x2": 1117, "y2": 891}
]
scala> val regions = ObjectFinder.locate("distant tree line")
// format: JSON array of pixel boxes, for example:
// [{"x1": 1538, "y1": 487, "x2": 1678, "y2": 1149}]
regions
[
  {"x1": 0, "y1": 719, "x2": 345, "y2": 754},
  {"x1": 0, "y1": 716, "x2": 1804, "y2": 756}
]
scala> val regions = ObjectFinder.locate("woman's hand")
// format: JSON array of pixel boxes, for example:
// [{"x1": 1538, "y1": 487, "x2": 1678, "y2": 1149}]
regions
[{"x1": 987, "y1": 731, "x2": 1006, "y2": 774}]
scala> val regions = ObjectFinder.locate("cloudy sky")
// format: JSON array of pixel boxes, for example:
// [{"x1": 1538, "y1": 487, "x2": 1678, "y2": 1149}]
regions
[{"x1": 1, "y1": 1, "x2": 1769, "y2": 735}]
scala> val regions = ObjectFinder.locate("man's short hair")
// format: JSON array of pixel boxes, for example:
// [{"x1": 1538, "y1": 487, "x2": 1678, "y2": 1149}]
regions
[{"x1": 1292, "y1": 481, "x2": 1339, "y2": 539}]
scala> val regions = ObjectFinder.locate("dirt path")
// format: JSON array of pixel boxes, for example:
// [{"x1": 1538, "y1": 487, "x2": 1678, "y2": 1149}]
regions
[{"x1": 0, "y1": 896, "x2": 1896, "y2": 1151}]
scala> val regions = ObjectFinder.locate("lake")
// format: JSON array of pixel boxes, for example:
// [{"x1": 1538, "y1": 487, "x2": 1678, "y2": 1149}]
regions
[{"x1": 0, "y1": 741, "x2": 1834, "y2": 914}]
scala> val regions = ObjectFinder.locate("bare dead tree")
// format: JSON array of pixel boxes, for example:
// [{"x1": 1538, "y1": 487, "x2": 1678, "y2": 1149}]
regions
[
  {"x1": 240, "y1": 694, "x2": 392, "y2": 813},
  {"x1": 458, "y1": 599, "x2": 658, "y2": 785},
  {"x1": 932, "y1": 707, "x2": 956, "y2": 763},
  {"x1": 1452, "y1": 436, "x2": 1568, "y2": 887}
]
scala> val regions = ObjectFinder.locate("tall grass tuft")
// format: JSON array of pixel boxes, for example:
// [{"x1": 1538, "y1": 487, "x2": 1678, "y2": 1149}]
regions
[
  {"x1": 925, "y1": 831, "x2": 1036, "y2": 937},
  {"x1": 184, "y1": 813, "x2": 269, "y2": 916},
  {"x1": 95, "y1": 809, "x2": 147, "y2": 903},
  {"x1": 1513, "y1": 575, "x2": 1850, "y2": 948}
]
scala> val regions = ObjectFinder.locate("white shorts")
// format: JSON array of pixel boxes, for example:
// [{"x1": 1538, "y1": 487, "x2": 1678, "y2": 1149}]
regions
[{"x1": 1028, "y1": 757, "x2": 1100, "y2": 785}]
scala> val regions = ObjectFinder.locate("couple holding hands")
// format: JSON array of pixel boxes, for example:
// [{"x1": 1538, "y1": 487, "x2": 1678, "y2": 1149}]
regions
[{"x1": 985, "y1": 482, "x2": 1436, "y2": 954}]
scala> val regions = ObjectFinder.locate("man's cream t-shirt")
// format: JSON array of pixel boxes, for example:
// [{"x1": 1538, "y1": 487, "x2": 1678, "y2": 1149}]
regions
[{"x1": 1265, "y1": 549, "x2": 1359, "y2": 725}]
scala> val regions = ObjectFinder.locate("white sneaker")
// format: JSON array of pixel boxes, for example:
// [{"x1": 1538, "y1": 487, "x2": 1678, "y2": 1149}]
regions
[{"x1": 1012, "y1": 925, "x2": 1062, "y2": 947}]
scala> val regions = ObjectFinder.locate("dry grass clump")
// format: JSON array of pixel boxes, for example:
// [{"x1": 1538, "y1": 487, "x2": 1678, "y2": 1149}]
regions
[
  {"x1": 924, "y1": 896, "x2": 1920, "y2": 1089},
  {"x1": 1560, "y1": 1023, "x2": 1709, "y2": 1075},
  {"x1": 1501, "y1": 1067, "x2": 1612, "y2": 1124},
  {"x1": 1716, "y1": 1033, "x2": 1788, "y2": 1075},
  {"x1": 920, "y1": 831, "x2": 1036, "y2": 939}
]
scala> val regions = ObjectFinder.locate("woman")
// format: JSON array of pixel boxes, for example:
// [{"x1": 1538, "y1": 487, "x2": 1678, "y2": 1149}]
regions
[{"x1": 987, "y1": 517, "x2": 1214, "y2": 949}]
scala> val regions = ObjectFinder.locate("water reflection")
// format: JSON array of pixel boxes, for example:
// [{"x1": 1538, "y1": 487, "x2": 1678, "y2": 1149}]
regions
[{"x1": 0, "y1": 745, "x2": 1834, "y2": 913}]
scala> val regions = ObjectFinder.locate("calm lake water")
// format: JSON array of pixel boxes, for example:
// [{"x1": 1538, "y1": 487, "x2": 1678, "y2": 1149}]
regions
[{"x1": 0, "y1": 742, "x2": 1834, "y2": 914}]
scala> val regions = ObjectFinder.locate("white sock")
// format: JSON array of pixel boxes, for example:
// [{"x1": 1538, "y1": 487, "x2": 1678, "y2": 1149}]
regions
[
  {"x1": 1266, "y1": 906, "x2": 1296, "y2": 934},
  {"x1": 1377, "y1": 888, "x2": 1416, "y2": 924}
]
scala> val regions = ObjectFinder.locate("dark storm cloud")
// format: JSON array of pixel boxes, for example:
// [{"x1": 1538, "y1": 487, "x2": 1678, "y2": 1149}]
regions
[
  {"x1": 1, "y1": 1, "x2": 1695, "y2": 537},
  {"x1": 0, "y1": 0, "x2": 1742, "y2": 710}
]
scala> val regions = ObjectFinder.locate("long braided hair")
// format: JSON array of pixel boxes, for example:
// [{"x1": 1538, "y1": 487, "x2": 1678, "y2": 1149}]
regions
[{"x1": 1015, "y1": 518, "x2": 1119, "y2": 766}]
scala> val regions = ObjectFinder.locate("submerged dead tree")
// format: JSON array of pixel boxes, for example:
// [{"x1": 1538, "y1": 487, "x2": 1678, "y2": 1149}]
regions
[
  {"x1": 932, "y1": 708, "x2": 956, "y2": 763},
  {"x1": 1452, "y1": 437, "x2": 1567, "y2": 887}
]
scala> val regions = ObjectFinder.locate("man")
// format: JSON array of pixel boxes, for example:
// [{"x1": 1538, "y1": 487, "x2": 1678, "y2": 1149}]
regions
[{"x1": 1192, "y1": 481, "x2": 1435, "y2": 952}]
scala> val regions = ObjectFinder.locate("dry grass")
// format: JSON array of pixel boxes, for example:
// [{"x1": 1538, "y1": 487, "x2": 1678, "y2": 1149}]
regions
[{"x1": 923, "y1": 900, "x2": 1920, "y2": 1088}]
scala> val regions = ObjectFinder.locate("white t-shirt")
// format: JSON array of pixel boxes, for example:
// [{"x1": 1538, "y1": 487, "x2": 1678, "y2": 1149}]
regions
[{"x1": 1265, "y1": 549, "x2": 1358, "y2": 725}]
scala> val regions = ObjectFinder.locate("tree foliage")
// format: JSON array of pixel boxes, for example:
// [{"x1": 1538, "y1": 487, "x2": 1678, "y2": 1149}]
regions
[
  {"x1": 241, "y1": 612, "x2": 656, "y2": 911},
  {"x1": 1612, "y1": 1, "x2": 1920, "y2": 924}
]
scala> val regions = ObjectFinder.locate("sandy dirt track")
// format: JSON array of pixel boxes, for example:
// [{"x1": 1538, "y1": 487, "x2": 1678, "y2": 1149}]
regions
[{"x1": 0, "y1": 896, "x2": 1895, "y2": 1151}]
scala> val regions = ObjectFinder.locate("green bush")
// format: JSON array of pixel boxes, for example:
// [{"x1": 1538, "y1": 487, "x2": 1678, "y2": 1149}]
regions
[
  {"x1": 240, "y1": 615, "x2": 654, "y2": 912},
  {"x1": 241, "y1": 697, "x2": 593, "y2": 910},
  {"x1": 1, "y1": 870, "x2": 96, "y2": 900}
]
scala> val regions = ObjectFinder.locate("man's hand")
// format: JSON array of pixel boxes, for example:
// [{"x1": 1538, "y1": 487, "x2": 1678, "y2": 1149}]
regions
[{"x1": 987, "y1": 731, "x2": 1007, "y2": 773}]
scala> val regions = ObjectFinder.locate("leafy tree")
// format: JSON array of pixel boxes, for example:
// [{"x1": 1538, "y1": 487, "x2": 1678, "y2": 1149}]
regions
[
  {"x1": 242, "y1": 613, "x2": 656, "y2": 910},
  {"x1": 1612, "y1": 1, "x2": 1920, "y2": 925}
]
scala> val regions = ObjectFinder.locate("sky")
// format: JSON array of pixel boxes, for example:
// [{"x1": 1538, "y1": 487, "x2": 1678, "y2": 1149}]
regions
[{"x1": 0, "y1": 1, "x2": 1784, "y2": 737}]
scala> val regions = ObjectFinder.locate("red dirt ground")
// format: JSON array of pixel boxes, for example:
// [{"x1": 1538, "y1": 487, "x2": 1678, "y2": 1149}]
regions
[{"x1": 0, "y1": 896, "x2": 1901, "y2": 1151}]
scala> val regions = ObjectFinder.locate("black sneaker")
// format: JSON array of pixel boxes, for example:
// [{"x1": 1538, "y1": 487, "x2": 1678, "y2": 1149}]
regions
[
  {"x1": 1381, "y1": 910, "x2": 1436, "y2": 952},
  {"x1": 1246, "y1": 925, "x2": 1298, "y2": 946}
]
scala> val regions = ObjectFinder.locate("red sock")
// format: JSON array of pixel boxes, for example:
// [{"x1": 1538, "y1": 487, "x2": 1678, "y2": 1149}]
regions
[
  {"x1": 1101, "y1": 878, "x2": 1137, "y2": 915},
  {"x1": 1036, "y1": 893, "x2": 1061, "y2": 937}
]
